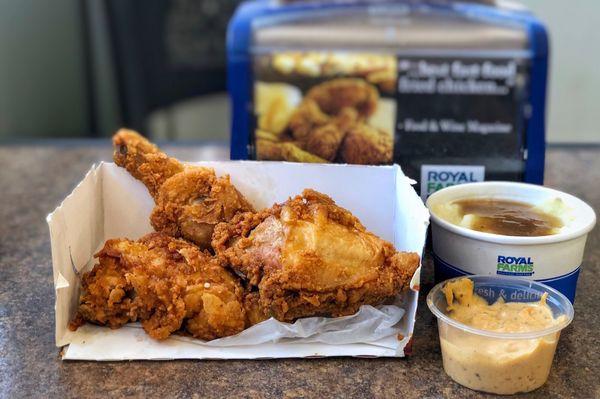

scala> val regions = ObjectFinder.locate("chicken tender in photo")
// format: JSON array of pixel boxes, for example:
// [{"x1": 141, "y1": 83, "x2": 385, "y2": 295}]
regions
[
  {"x1": 213, "y1": 189, "x2": 420, "y2": 322},
  {"x1": 305, "y1": 78, "x2": 379, "y2": 118},
  {"x1": 340, "y1": 124, "x2": 393, "y2": 164},
  {"x1": 304, "y1": 107, "x2": 359, "y2": 161},
  {"x1": 70, "y1": 233, "x2": 247, "y2": 341},
  {"x1": 113, "y1": 129, "x2": 254, "y2": 249},
  {"x1": 284, "y1": 79, "x2": 383, "y2": 163}
]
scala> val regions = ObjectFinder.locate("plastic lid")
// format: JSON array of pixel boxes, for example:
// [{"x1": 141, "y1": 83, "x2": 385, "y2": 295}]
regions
[{"x1": 427, "y1": 275, "x2": 574, "y2": 340}]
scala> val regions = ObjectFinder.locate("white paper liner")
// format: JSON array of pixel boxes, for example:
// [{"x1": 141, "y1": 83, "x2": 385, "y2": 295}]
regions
[{"x1": 178, "y1": 304, "x2": 404, "y2": 347}]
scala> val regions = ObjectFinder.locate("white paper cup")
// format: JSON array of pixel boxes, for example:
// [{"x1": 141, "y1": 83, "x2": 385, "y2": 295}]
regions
[{"x1": 426, "y1": 182, "x2": 596, "y2": 302}]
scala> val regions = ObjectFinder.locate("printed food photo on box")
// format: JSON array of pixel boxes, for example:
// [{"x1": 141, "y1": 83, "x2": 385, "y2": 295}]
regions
[
  {"x1": 228, "y1": 0, "x2": 548, "y2": 200},
  {"x1": 252, "y1": 52, "x2": 396, "y2": 165}
]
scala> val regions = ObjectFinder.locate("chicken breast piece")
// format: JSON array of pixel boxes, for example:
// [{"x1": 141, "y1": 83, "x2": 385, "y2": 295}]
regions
[{"x1": 212, "y1": 189, "x2": 420, "y2": 322}]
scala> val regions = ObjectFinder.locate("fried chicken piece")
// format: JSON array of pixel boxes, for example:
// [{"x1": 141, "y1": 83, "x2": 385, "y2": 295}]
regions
[
  {"x1": 69, "y1": 254, "x2": 134, "y2": 330},
  {"x1": 151, "y1": 168, "x2": 254, "y2": 251},
  {"x1": 339, "y1": 124, "x2": 393, "y2": 164},
  {"x1": 112, "y1": 130, "x2": 254, "y2": 249},
  {"x1": 213, "y1": 189, "x2": 420, "y2": 322},
  {"x1": 70, "y1": 233, "x2": 246, "y2": 340},
  {"x1": 243, "y1": 291, "x2": 269, "y2": 326},
  {"x1": 113, "y1": 129, "x2": 184, "y2": 199},
  {"x1": 305, "y1": 78, "x2": 379, "y2": 118},
  {"x1": 256, "y1": 139, "x2": 327, "y2": 163}
]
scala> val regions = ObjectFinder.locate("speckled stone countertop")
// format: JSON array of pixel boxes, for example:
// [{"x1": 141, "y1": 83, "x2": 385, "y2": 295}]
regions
[{"x1": 0, "y1": 143, "x2": 598, "y2": 398}]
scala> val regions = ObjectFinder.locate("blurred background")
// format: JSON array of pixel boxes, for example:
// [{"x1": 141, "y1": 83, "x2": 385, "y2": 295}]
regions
[{"x1": 0, "y1": 0, "x2": 597, "y2": 144}]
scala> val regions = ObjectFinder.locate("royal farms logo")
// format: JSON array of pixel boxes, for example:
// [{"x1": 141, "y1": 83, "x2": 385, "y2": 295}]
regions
[
  {"x1": 496, "y1": 255, "x2": 535, "y2": 276},
  {"x1": 420, "y1": 164, "x2": 485, "y2": 200}
]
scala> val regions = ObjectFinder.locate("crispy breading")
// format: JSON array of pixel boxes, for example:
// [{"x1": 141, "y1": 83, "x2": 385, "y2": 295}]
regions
[
  {"x1": 243, "y1": 291, "x2": 269, "y2": 326},
  {"x1": 113, "y1": 129, "x2": 184, "y2": 199},
  {"x1": 151, "y1": 168, "x2": 254, "y2": 251},
  {"x1": 70, "y1": 233, "x2": 247, "y2": 340},
  {"x1": 212, "y1": 189, "x2": 420, "y2": 322}
]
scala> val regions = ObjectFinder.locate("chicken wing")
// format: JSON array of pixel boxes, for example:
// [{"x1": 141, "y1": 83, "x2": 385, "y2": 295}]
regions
[
  {"x1": 212, "y1": 189, "x2": 420, "y2": 322},
  {"x1": 70, "y1": 232, "x2": 247, "y2": 340},
  {"x1": 113, "y1": 129, "x2": 254, "y2": 249}
]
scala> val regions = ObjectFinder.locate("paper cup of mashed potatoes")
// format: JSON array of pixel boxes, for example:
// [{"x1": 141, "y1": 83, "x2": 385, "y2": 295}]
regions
[
  {"x1": 426, "y1": 182, "x2": 596, "y2": 302},
  {"x1": 427, "y1": 275, "x2": 574, "y2": 394}
]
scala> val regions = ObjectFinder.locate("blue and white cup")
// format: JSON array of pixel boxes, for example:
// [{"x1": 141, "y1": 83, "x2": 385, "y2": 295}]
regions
[{"x1": 426, "y1": 182, "x2": 596, "y2": 302}]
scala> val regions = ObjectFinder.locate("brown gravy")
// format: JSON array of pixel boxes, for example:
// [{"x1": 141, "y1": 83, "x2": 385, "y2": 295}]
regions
[{"x1": 453, "y1": 198, "x2": 563, "y2": 236}]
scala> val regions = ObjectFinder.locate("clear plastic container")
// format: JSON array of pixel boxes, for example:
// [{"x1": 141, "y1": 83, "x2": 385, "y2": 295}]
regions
[{"x1": 427, "y1": 275, "x2": 574, "y2": 395}]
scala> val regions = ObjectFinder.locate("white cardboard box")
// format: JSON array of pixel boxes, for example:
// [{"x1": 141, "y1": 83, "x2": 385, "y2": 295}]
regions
[{"x1": 48, "y1": 161, "x2": 429, "y2": 360}]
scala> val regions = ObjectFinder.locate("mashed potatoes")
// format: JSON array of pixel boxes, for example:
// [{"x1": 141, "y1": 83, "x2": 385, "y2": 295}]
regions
[{"x1": 432, "y1": 197, "x2": 568, "y2": 236}]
